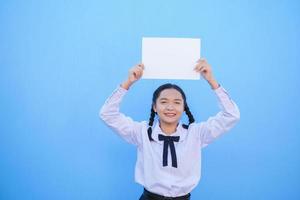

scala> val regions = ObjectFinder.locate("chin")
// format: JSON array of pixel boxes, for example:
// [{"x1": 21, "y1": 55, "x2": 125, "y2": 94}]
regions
[{"x1": 161, "y1": 119, "x2": 180, "y2": 125}]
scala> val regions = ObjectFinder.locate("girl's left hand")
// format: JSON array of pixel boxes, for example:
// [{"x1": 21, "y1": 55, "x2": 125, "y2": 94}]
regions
[
  {"x1": 194, "y1": 58, "x2": 214, "y2": 81},
  {"x1": 194, "y1": 59, "x2": 219, "y2": 89}
]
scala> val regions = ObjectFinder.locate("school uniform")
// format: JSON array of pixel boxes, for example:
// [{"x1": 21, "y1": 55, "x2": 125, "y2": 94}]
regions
[{"x1": 99, "y1": 85, "x2": 240, "y2": 199}]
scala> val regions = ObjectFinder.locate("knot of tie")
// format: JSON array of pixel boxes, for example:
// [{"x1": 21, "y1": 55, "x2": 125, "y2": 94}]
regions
[{"x1": 158, "y1": 134, "x2": 180, "y2": 168}]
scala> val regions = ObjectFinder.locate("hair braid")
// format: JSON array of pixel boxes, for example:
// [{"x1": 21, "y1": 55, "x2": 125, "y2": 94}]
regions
[
  {"x1": 147, "y1": 107, "x2": 156, "y2": 141},
  {"x1": 182, "y1": 104, "x2": 195, "y2": 129}
]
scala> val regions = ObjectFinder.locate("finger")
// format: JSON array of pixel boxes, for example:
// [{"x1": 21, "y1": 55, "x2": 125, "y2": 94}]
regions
[
  {"x1": 136, "y1": 68, "x2": 143, "y2": 76},
  {"x1": 134, "y1": 66, "x2": 143, "y2": 72},
  {"x1": 194, "y1": 65, "x2": 200, "y2": 72},
  {"x1": 131, "y1": 68, "x2": 139, "y2": 77},
  {"x1": 196, "y1": 58, "x2": 206, "y2": 63},
  {"x1": 135, "y1": 69, "x2": 142, "y2": 77},
  {"x1": 194, "y1": 64, "x2": 204, "y2": 71},
  {"x1": 194, "y1": 66, "x2": 201, "y2": 72},
  {"x1": 196, "y1": 61, "x2": 210, "y2": 68},
  {"x1": 194, "y1": 62, "x2": 203, "y2": 68},
  {"x1": 137, "y1": 63, "x2": 145, "y2": 70},
  {"x1": 132, "y1": 71, "x2": 138, "y2": 79},
  {"x1": 200, "y1": 66, "x2": 210, "y2": 74},
  {"x1": 196, "y1": 58, "x2": 206, "y2": 62},
  {"x1": 137, "y1": 70, "x2": 142, "y2": 77},
  {"x1": 200, "y1": 58, "x2": 206, "y2": 63},
  {"x1": 200, "y1": 68, "x2": 207, "y2": 74}
]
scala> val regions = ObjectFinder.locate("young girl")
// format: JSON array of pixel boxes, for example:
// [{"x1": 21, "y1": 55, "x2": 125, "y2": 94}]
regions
[{"x1": 100, "y1": 59, "x2": 240, "y2": 200}]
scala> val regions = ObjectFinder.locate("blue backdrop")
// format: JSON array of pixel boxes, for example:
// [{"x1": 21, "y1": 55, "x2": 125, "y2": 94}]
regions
[{"x1": 1, "y1": 0, "x2": 300, "y2": 199}]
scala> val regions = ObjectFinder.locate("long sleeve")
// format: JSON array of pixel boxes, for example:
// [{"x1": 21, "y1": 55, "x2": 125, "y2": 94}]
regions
[
  {"x1": 99, "y1": 86, "x2": 144, "y2": 146},
  {"x1": 197, "y1": 86, "x2": 240, "y2": 148}
]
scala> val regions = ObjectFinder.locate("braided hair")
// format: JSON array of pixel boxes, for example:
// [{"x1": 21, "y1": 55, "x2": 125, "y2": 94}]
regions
[{"x1": 147, "y1": 83, "x2": 195, "y2": 141}]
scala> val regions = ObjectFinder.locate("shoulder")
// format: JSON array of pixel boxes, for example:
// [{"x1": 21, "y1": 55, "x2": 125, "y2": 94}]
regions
[
  {"x1": 187, "y1": 122, "x2": 203, "y2": 130},
  {"x1": 186, "y1": 122, "x2": 205, "y2": 136}
]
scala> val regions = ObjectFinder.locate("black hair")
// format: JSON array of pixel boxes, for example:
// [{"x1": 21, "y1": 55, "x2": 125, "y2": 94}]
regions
[{"x1": 147, "y1": 83, "x2": 195, "y2": 141}]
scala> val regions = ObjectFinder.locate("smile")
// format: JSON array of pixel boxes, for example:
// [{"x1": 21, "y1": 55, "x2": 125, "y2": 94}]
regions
[{"x1": 164, "y1": 113, "x2": 176, "y2": 117}]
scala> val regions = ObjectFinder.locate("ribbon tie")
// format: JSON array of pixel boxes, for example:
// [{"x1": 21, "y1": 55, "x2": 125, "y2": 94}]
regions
[{"x1": 158, "y1": 134, "x2": 180, "y2": 168}]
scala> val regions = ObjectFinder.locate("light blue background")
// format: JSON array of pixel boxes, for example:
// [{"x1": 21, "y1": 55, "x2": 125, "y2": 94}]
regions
[{"x1": 1, "y1": 0, "x2": 299, "y2": 199}]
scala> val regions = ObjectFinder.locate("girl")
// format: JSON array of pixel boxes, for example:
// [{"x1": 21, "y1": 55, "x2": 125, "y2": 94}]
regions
[{"x1": 100, "y1": 59, "x2": 240, "y2": 200}]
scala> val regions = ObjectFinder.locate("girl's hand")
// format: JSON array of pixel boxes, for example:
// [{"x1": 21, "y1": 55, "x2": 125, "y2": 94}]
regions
[
  {"x1": 128, "y1": 63, "x2": 144, "y2": 83},
  {"x1": 121, "y1": 63, "x2": 144, "y2": 90},
  {"x1": 194, "y1": 58, "x2": 213, "y2": 81},
  {"x1": 194, "y1": 59, "x2": 219, "y2": 89}
]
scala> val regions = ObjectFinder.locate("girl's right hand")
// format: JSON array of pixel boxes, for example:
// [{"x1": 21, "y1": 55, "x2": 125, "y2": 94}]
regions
[
  {"x1": 121, "y1": 63, "x2": 144, "y2": 90},
  {"x1": 128, "y1": 63, "x2": 144, "y2": 83}
]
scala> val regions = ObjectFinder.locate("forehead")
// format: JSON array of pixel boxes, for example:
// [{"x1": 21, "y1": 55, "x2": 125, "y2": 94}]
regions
[{"x1": 158, "y1": 88, "x2": 183, "y2": 100}]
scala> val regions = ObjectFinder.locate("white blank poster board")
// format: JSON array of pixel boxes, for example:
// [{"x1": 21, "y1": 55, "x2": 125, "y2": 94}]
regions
[{"x1": 142, "y1": 37, "x2": 201, "y2": 80}]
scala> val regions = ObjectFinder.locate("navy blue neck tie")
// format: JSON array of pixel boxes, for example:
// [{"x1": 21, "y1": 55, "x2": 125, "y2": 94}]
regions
[{"x1": 158, "y1": 134, "x2": 180, "y2": 168}]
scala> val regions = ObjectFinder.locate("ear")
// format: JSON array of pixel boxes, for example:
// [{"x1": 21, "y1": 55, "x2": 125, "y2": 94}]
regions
[{"x1": 153, "y1": 104, "x2": 157, "y2": 113}]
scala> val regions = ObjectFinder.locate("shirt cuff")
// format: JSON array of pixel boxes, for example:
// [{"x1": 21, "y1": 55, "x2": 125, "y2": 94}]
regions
[
  {"x1": 213, "y1": 85, "x2": 230, "y2": 99},
  {"x1": 117, "y1": 85, "x2": 129, "y2": 93}
]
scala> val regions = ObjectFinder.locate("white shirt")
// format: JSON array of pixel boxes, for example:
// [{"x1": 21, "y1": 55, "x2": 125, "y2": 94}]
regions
[{"x1": 99, "y1": 86, "x2": 240, "y2": 197}]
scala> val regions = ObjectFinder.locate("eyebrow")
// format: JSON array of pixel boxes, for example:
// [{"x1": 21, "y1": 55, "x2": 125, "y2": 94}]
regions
[{"x1": 159, "y1": 98, "x2": 182, "y2": 101}]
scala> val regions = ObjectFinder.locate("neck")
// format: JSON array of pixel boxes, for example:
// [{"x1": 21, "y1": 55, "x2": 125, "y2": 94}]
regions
[{"x1": 159, "y1": 121, "x2": 178, "y2": 135}]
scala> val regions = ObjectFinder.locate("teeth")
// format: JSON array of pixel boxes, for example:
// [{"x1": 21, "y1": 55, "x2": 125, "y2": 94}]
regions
[{"x1": 165, "y1": 113, "x2": 175, "y2": 116}]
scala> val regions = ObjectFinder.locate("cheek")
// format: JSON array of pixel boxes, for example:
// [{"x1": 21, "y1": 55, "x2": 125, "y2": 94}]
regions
[
  {"x1": 178, "y1": 110, "x2": 184, "y2": 116},
  {"x1": 154, "y1": 104, "x2": 163, "y2": 113},
  {"x1": 177, "y1": 105, "x2": 184, "y2": 113}
]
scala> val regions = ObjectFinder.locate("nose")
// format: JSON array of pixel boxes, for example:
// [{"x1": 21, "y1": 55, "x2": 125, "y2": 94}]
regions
[{"x1": 166, "y1": 104, "x2": 174, "y2": 110}]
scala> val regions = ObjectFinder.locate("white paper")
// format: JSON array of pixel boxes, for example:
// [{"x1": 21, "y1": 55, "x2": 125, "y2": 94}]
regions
[{"x1": 142, "y1": 37, "x2": 201, "y2": 80}]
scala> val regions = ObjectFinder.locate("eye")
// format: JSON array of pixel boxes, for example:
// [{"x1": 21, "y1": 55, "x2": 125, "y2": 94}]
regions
[{"x1": 174, "y1": 101, "x2": 181, "y2": 104}]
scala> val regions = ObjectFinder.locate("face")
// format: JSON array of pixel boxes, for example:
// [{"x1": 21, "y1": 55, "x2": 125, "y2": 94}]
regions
[{"x1": 153, "y1": 88, "x2": 185, "y2": 126}]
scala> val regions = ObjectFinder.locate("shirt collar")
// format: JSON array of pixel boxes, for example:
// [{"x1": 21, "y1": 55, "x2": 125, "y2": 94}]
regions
[{"x1": 151, "y1": 121, "x2": 188, "y2": 144}]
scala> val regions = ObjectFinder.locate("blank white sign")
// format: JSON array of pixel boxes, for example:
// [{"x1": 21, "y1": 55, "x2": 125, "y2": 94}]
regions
[{"x1": 142, "y1": 37, "x2": 201, "y2": 80}]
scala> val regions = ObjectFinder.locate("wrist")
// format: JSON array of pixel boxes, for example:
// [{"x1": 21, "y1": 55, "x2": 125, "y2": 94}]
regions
[
  {"x1": 207, "y1": 78, "x2": 219, "y2": 90},
  {"x1": 121, "y1": 79, "x2": 133, "y2": 90}
]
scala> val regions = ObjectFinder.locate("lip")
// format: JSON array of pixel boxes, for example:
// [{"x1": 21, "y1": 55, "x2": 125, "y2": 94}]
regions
[{"x1": 164, "y1": 113, "x2": 176, "y2": 117}]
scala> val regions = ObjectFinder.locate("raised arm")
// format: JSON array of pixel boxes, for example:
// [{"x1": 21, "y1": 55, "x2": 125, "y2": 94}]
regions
[
  {"x1": 120, "y1": 63, "x2": 144, "y2": 90},
  {"x1": 99, "y1": 63, "x2": 145, "y2": 146},
  {"x1": 194, "y1": 59, "x2": 240, "y2": 147}
]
